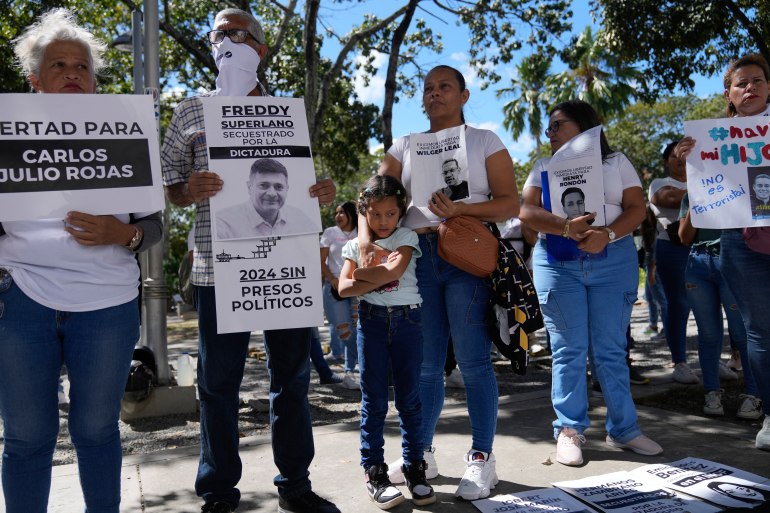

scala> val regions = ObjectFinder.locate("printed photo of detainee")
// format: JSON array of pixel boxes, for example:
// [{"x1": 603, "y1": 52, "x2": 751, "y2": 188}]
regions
[
  {"x1": 561, "y1": 187, "x2": 586, "y2": 219},
  {"x1": 216, "y1": 158, "x2": 315, "y2": 240},
  {"x1": 749, "y1": 167, "x2": 770, "y2": 219},
  {"x1": 435, "y1": 158, "x2": 469, "y2": 201}
]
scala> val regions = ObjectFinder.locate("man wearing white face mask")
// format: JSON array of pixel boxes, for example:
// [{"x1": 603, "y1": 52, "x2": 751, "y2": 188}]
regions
[{"x1": 161, "y1": 8, "x2": 340, "y2": 513}]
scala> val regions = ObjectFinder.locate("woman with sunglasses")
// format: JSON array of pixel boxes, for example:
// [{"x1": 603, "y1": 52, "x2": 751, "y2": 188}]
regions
[{"x1": 520, "y1": 100, "x2": 661, "y2": 466}]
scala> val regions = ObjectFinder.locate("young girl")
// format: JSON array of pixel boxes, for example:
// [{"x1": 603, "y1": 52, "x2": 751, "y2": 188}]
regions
[{"x1": 338, "y1": 175, "x2": 435, "y2": 509}]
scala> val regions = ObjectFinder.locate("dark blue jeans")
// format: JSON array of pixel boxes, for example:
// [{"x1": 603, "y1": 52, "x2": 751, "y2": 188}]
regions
[
  {"x1": 720, "y1": 230, "x2": 770, "y2": 415},
  {"x1": 194, "y1": 286, "x2": 314, "y2": 506},
  {"x1": 0, "y1": 274, "x2": 138, "y2": 513},
  {"x1": 655, "y1": 239, "x2": 691, "y2": 363},
  {"x1": 357, "y1": 301, "x2": 424, "y2": 468}
]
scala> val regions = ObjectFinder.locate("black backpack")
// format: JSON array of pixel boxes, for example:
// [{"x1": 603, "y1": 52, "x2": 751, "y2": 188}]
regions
[{"x1": 124, "y1": 346, "x2": 156, "y2": 402}]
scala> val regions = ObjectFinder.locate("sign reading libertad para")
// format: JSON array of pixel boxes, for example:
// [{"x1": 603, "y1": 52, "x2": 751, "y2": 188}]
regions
[
  {"x1": 684, "y1": 114, "x2": 770, "y2": 228},
  {"x1": 201, "y1": 96, "x2": 323, "y2": 334},
  {"x1": 0, "y1": 93, "x2": 164, "y2": 221}
]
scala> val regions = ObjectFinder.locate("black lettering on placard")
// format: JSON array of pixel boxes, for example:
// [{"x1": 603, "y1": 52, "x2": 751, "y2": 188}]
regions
[
  {"x1": 0, "y1": 139, "x2": 153, "y2": 193},
  {"x1": 208, "y1": 145, "x2": 311, "y2": 160}
]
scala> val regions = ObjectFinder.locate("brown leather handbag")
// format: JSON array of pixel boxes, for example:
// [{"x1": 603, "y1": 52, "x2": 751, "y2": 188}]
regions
[{"x1": 437, "y1": 216, "x2": 498, "y2": 277}]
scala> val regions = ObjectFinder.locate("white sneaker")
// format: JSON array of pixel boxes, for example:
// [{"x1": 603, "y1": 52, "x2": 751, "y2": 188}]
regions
[
  {"x1": 718, "y1": 361, "x2": 738, "y2": 381},
  {"x1": 672, "y1": 362, "x2": 700, "y2": 384},
  {"x1": 556, "y1": 428, "x2": 585, "y2": 466},
  {"x1": 737, "y1": 394, "x2": 763, "y2": 420},
  {"x1": 757, "y1": 417, "x2": 770, "y2": 451},
  {"x1": 606, "y1": 434, "x2": 663, "y2": 456},
  {"x1": 445, "y1": 368, "x2": 464, "y2": 389},
  {"x1": 454, "y1": 450, "x2": 498, "y2": 500},
  {"x1": 703, "y1": 390, "x2": 724, "y2": 416},
  {"x1": 388, "y1": 446, "x2": 438, "y2": 484},
  {"x1": 341, "y1": 372, "x2": 359, "y2": 390}
]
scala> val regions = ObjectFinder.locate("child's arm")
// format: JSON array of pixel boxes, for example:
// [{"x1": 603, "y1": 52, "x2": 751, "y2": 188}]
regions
[
  {"x1": 351, "y1": 246, "x2": 413, "y2": 287},
  {"x1": 337, "y1": 258, "x2": 382, "y2": 297}
]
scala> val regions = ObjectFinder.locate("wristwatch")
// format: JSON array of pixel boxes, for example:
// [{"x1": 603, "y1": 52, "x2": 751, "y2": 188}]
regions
[
  {"x1": 604, "y1": 227, "x2": 616, "y2": 241},
  {"x1": 126, "y1": 226, "x2": 144, "y2": 251}
]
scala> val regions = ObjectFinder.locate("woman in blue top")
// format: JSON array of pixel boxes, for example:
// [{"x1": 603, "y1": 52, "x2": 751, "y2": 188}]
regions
[{"x1": 339, "y1": 175, "x2": 434, "y2": 509}]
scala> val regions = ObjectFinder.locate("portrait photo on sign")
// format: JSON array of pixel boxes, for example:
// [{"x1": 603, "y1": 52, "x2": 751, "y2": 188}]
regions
[
  {"x1": 434, "y1": 157, "x2": 469, "y2": 201},
  {"x1": 213, "y1": 157, "x2": 321, "y2": 241},
  {"x1": 749, "y1": 166, "x2": 770, "y2": 220}
]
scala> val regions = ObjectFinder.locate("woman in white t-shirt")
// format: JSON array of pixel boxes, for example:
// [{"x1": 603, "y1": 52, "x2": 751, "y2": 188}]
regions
[
  {"x1": 0, "y1": 10, "x2": 162, "y2": 513},
  {"x1": 320, "y1": 201, "x2": 359, "y2": 382},
  {"x1": 361, "y1": 65, "x2": 519, "y2": 500},
  {"x1": 520, "y1": 100, "x2": 661, "y2": 467}
]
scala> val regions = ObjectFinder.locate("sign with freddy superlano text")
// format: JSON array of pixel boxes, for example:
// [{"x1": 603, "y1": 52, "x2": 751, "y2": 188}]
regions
[
  {"x1": 684, "y1": 113, "x2": 770, "y2": 228},
  {"x1": 201, "y1": 95, "x2": 323, "y2": 334},
  {"x1": 0, "y1": 94, "x2": 165, "y2": 221}
]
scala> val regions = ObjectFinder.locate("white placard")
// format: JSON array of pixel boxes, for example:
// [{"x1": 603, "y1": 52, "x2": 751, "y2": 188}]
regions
[
  {"x1": 684, "y1": 115, "x2": 770, "y2": 228},
  {"x1": 410, "y1": 125, "x2": 469, "y2": 213},
  {"x1": 202, "y1": 96, "x2": 322, "y2": 240},
  {"x1": 554, "y1": 470, "x2": 719, "y2": 513},
  {"x1": 202, "y1": 96, "x2": 323, "y2": 333},
  {"x1": 0, "y1": 93, "x2": 165, "y2": 221},
  {"x1": 211, "y1": 234, "x2": 324, "y2": 334},
  {"x1": 545, "y1": 125, "x2": 605, "y2": 226},
  {"x1": 473, "y1": 487, "x2": 593, "y2": 513},
  {"x1": 631, "y1": 457, "x2": 770, "y2": 509}
]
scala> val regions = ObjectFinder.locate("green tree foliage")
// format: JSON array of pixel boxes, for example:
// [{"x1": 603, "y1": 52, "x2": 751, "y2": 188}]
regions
[
  {"x1": 605, "y1": 94, "x2": 725, "y2": 188},
  {"x1": 544, "y1": 26, "x2": 642, "y2": 121},
  {"x1": 595, "y1": 0, "x2": 770, "y2": 102},
  {"x1": 497, "y1": 54, "x2": 551, "y2": 147}
]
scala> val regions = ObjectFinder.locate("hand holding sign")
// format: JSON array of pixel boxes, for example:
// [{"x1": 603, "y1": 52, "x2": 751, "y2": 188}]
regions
[
  {"x1": 64, "y1": 211, "x2": 135, "y2": 246},
  {"x1": 188, "y1": 171, "x2": 223, "y2": 203},
  {"x1": 309, "y1": 177, "x2": 336, "y2": 206}
]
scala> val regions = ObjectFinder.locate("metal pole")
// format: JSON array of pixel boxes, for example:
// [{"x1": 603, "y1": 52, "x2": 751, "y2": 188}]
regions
[
  {"x1": 131, "y1": 9, "x2": 144, "y2": 95},
  {"x1": 142, "y1": 0, "x2": 171, "y2": 384}
]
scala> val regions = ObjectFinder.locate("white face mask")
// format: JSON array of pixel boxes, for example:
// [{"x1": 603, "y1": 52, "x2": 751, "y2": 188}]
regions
[{"x1": 212, "y1": 37, "x2": 261, "y2": 96}]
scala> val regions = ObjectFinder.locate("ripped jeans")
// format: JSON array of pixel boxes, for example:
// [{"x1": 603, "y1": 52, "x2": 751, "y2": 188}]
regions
[
  {"x1": 534, "y1": 236, "x2": 642, "y2": 443},
  {"x1": 322, "y1": 281, "x2": 358, "y2": 373}
]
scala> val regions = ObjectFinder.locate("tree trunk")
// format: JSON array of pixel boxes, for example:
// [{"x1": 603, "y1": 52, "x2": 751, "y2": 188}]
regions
[{"x1": 381, "y1": 0, "x2": 419, "y2": 150}]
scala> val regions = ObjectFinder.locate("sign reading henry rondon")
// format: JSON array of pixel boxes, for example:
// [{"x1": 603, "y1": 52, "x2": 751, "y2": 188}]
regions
[
  {"x1": 0, "y1": 93, "x2": 165, "y2": 221},
  {"x1": 202, "y1": 96, "x2": 323, "y2": 334}
]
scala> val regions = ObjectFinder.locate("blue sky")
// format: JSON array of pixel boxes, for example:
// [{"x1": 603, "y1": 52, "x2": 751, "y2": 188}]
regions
[{"x1": 316, "y1": 0, "x2": 717, "y2": 163}]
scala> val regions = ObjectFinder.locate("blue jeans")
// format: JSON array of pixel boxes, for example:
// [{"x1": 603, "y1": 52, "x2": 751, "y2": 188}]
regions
[
  {"x1": 193, "y1": 286, "x2": 314, "y2": 505},
  {"x1": 644, "y1": 264, "x2": 668, "y2": 330},
  {"x1": 357, "y1": 301, "x2": 424, "y2": 468},
  {"x1": 685, "y1": 250, "x2": 757, "y2": 395},
  {"x1": 533, "y1": 237, "x2": 642, "y2": 443},
  {"x1": 322, "y1": 282, "x2": 358, "y2": 372},
  {"x1": 309, "y1": 326, "x2": 334, "y2": 381},
  {"x1": 0, "y1": 273, "x2": 138, "y2": 513},
  {"x1": 416, "y1": 232, "x2": 498, "y2": 453},
  {"x1": 720, "y1": 230, "x2": 770, "y2": 415},
  {"x1": 655, "y1": 239, "x2": 691, "y2": 363}
]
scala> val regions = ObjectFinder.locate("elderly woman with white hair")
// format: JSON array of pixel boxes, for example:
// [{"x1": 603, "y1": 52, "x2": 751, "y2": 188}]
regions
[{"x1": 0, "y1": 9, "x2": 162, "y2": 513}]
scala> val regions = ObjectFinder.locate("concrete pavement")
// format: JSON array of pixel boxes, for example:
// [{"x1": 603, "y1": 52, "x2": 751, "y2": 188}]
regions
[{"x1": 44, "y1": 369, "x2": 770, "y2": 512}]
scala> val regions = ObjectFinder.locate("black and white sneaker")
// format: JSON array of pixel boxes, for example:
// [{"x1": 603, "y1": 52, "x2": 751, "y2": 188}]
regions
[
  {"x1": 365, "y1": 463, "x2": 405, "y2": 510},
  {"x1": 402, "y1": 460, "x2": 436, "y2": 506},
  {"x1": 277, "y1": 490, "x2": 340, "y2": 513}
]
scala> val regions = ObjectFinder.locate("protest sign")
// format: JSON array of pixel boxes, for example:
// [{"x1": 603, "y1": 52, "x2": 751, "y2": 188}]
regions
[
  {"x1": 473, "y1": 487, "x2": 592, "y2": 513},
  {"x1": 684, "y1": 115, "x2": 770, "y2": 228},
  {"x1": 631, "y1": 457, "x2": 770, "y2": 509},
  {"x1": 410, "y1": 125, "x2": 469, "y2": 213},
  {"x1": 554, "y1": 470, "x2": 719, "y2": 513},
  {"x1": 0, "y1": 94, "x2": 164, "y2": 221},
  {"x1": 202, "y1": 96, "x2": 323, "y2": 333},
  {"x1": 542, "y1": 125, "x2": 606, "y2": 261}
]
